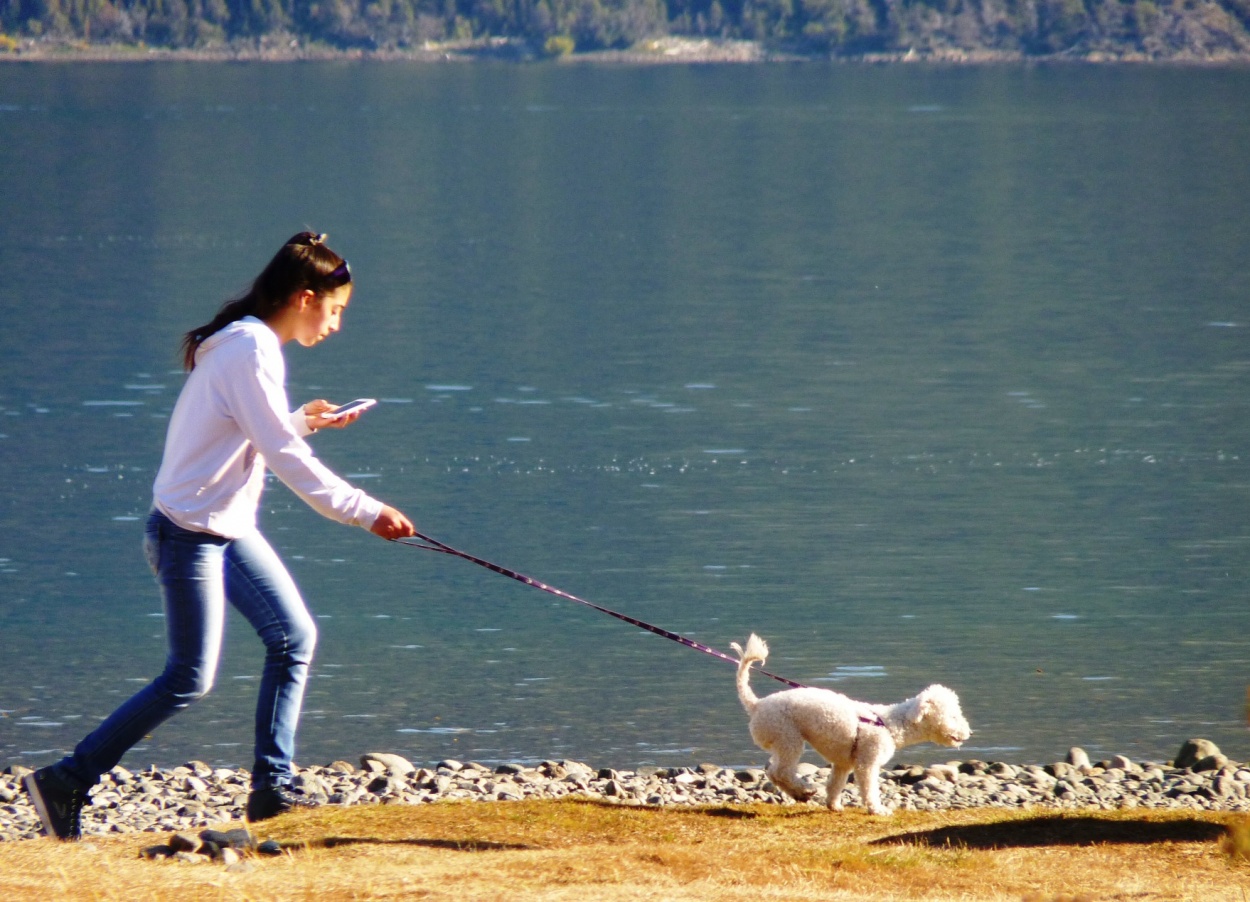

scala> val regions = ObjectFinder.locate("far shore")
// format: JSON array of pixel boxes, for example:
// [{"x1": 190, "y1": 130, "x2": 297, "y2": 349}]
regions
[{"x1": 4, "y1": 35, "x2": 1250, "y2": 65}]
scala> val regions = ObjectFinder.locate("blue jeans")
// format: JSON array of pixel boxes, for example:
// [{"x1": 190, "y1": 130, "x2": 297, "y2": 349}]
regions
[{"x1": 54, "y1": 510, "x2": 317, "y2": 792}]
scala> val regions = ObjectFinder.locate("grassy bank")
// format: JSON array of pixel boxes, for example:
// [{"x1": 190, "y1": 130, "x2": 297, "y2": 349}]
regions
[{"x1": 4, "y1": 799, "x2": 1250, "y2": 900}]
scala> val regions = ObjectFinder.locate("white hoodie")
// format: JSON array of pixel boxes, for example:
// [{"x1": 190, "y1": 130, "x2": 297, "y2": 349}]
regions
[{"x1": 152, "y1": 316, "x2": 383, "y2": 538}]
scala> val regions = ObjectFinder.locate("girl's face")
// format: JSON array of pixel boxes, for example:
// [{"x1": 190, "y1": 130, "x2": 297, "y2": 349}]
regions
[{"x1": 294, "y1": 284, "x2": 353, "y2": 347}]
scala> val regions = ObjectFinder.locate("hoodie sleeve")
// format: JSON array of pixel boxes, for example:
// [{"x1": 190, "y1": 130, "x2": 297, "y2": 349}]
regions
[
  {"x1": 222, "y1": 336, "x2": 384, "y2": 530},
  {"x1": 290, "y1": 405, "x2": 315, "y2": 437}
]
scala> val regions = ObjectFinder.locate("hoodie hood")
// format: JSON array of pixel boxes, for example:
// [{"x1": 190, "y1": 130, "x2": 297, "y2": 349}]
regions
[{"x1": 196, "y1": 316, "x2": 271, "y2": 363}]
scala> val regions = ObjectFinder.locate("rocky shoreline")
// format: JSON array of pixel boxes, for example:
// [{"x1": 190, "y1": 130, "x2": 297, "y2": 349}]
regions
[
  {"x1": 4, "y1": 739, "x2": 1249, "y2": 844},
  {"x1": 2, "y1": 35, "x2": 1249, "y2": 65}
]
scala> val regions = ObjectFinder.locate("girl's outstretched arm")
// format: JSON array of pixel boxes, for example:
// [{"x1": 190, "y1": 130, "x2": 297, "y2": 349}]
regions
[{"x1": 370, "y1": 505, "x2": 416, "y2": 541}]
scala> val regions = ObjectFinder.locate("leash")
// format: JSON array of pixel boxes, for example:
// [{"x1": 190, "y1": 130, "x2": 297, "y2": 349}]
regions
[{"x1": 393, "y1": 530, "x2": 806, "y2": 689}]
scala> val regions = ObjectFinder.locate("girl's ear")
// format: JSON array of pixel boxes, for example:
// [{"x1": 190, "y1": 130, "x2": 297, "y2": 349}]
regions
[{"x1": 293, "y1": 289, "x2": 317, "y2": 310}]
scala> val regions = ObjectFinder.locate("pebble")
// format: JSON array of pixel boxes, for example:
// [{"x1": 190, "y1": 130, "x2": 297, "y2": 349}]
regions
[{"x1": 4, "y1": 741, "x2": 1249, "y2": 844}]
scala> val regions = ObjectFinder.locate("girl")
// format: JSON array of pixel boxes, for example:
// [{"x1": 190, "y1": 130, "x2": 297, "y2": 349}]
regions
[{"x1": 24, "y1": 232, "x2": 415, "y2": 839}]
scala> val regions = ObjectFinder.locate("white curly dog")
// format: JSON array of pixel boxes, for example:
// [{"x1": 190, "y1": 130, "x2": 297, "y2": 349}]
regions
[{"x1": 731, "y1": 633, "x2": 971, "y2": 815}]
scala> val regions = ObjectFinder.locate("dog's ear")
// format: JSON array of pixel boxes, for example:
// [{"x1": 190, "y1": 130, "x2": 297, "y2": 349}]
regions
[
  {"x1": 915, "y1": 685, "x2": 961, "y2": 722},
  {"x1": 913, "y1": 685, "x2": 943, "y2": 721}
]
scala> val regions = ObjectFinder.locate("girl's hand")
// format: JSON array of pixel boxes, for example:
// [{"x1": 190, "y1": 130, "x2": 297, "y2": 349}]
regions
[
  {"x1": 303, "y1": 399, "x2": 360, "y2": 431},
  {"x1": 371, "y1": 505, "x2": 416, "y2": 541}
]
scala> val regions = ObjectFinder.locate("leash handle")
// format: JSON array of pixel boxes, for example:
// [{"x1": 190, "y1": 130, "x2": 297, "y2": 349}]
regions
[{"x1": 395, "y1": 531, "x2": 805, "y2": 690}]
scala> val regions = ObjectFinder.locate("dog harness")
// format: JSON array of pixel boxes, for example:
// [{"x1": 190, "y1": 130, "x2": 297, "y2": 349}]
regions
[{"x1": 851, "y1": 711, "x2": 888, "y2": 757}]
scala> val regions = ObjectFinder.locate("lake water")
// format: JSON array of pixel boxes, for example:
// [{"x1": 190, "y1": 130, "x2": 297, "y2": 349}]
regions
[{"x1": 1, "y1": 62, "x2": 1248, "y2": 774}]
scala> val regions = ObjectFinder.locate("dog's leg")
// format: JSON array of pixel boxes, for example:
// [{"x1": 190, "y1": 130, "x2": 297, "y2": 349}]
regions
[
  {"x1": 854, "y1": 762, "x2": 891, "y2": 816},
  {"x1": 764, "y1": 732, "x2": 813, "y2": 802},
  {"x1": 825, "y1": 764, "x2": 851, "y2": 811}
]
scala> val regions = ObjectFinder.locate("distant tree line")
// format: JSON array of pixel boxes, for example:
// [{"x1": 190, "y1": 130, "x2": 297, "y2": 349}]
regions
[{"x1": 2, "y1": 0, "x2": 1249, "y2": 56}]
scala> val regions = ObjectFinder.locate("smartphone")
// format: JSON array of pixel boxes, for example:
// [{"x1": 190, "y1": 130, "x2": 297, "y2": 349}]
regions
[{"x1": 320, "y1": 398, "x2": 378, "y2": 420}]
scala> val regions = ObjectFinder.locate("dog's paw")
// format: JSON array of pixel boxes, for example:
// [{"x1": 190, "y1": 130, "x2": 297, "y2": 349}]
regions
[{"x1": 867, "y1": 804, "x2": 894, "y2": 816}]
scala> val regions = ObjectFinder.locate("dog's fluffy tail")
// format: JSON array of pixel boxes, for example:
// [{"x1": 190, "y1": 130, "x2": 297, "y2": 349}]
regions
[{"x1": 729, "y1": 633, "x2": 768, "y2": 715}]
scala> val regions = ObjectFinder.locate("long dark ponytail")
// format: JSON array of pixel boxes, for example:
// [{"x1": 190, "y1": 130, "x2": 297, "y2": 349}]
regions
[{"x1": 181, "y1": 231, "x2": 352, "y2": 371}]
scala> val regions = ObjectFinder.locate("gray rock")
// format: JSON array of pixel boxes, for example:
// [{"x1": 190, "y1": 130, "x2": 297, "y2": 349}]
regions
[
  {"x1": 1193, "y1": 754, "x2": 1229, "y2": 773},
  {"x1": 1175, "y1": 739, "x2": 1221, "y2": 770},
  {"x1": 200, "y1": 827, "x2": 254, "y2": 851},
  {"x1": 1066, "y1": 747, "x2": 1091, "y2": 769},
  {"x1": 367, "y1": 776, "x2": 404, "y2": 797},
  {"x1": 291, "y1": 772, "x2": 329, "y2": 796},
  {"x1": 360, "y1": 753, "x2": 415, "y2": 775},
  {"x1": 1048, "y1": 761, "x2": 1079, "y2": 780},
  {"x1": 169, "y1": 832, "x2": 202, "y2": 854},
  {"x1": 561, "y1": 772, "x2": 590, "y2": 791},
  {"x1": 1108, "y1": 755, "x2": 1136, "y2": 772}
]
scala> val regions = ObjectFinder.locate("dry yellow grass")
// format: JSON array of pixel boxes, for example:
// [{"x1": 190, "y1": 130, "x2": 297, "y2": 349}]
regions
[{"x1": 4, "y1": 800, "x2": 1250, "y2": 901}]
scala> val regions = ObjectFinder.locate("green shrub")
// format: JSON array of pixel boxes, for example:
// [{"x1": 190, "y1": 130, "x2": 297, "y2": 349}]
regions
[
  {"x1": 543, "y1": 33, "x2": 575, "y2": 55},
  {"x1": 1132, "y1": 0, "x2": 1161, "y2": 34}
]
